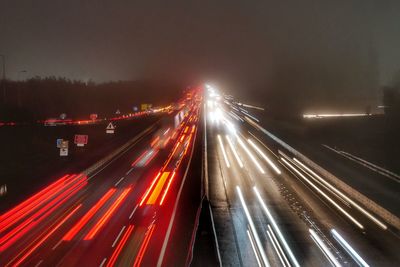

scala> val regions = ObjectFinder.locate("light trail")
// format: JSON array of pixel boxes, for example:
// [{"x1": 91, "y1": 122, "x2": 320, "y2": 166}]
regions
[
  {"x1": 139, "y1": 172, "x2": 161, "y2": 206},
  {"x1": 159, "y1": 172, "x2": 176, "y2": 205},
  {"x1": 146, "y1": 172, "x2": 170, "y2": 205},
  {"x1": 217, "y1": 135, "x2": 230, "y2": 168},
  {"x1": 0, "y1": 174, "x2": 70, "y2": 223},
  {"x1": 266, "y1": 228, "x2": 288, "y2": 267},
  {"x1": 0, "y1": 176, "x2": 87, "y2": 251},
  {"x1": 237, "y1": 137, "x2": 265, "y2": 174},
  {"x1": 8, "y1": 204, "x2": 81, "y2": 266},
  {"x1": 0, "y1": 174, "x2": 75, "y2": 233},
  {"x1": 309, "y1": 229, "x2": 341, "y2": 267},
  {"x1": 106, "y1": 225, "x2": 134, "y2": 267},
  {"x1": 225, "y1": 135, "x2": 243, "y2": 168},
  {"x1": 281, "y1": 158, "x2": 364, "y2": 230},
  {"x1": 331, "y1": 229, "x2": 369, "y2": 267},
  {"x1": 236, "y1": 186, "x2": 270, "y2": 267},
  {"x1": 248, "y1": 139, "x2": 281, "y2": 175},
  {"x1": 63, "y1": 188, "x2": 116, "y2": 241},
  {"x1": 293, "y1": 158, "x2": 387, "y2": 230},
  {"x1": 84, "y1": 187, "x2": 131, "y2": 240},
  {"x1": 253, "y1": 187, "x2": 299, "y2": 267},
  {"x1": 267, "y1": 224, "x2": 291, "y2": 267},
  {"x1": 133, "y1": 224, "x2": 156, "y2": 267},
  {"x1": 247, "y1": 229, "x2": 262, "y2": 267},
  {"x1": 303, "y1": 113, "x2": 371, "y2": 119}
]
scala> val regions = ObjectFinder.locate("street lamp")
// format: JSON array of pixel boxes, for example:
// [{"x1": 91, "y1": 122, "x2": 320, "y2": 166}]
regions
[
  {"x1": 17, "y1": 70, "x2": 27, "y2": 107},
  {"x1": 0, "y1": 54, "x2": 5, "y2": 104}
]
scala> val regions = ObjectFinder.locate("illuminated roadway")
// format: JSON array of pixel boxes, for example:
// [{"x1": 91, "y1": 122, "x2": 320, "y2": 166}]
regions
[
  {"x1": 205, "y1": 85, "x2": 400, "y2": 267},
  {"x1": 2, "y1": 85, "x2": 400, "y2": 266},
  {"x1": 0, "y1": 90, "x2": 203, "y2": 267}
]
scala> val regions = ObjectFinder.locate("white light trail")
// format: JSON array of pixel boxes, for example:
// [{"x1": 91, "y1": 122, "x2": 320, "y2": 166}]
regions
[
  {"x1": 217, "y1": 135, "x2": 230, "y2": 168},
  {"x1": 254, "y1": 187, "x2": 300, "y2": 267},
  {"x1": 236, "y1": 186, "x2": 270, "y2": 267},
  {"x1": 226, "y1": 135, "x2": 243, "y2": 168},
  {"x1": 237, "y1": 137, "x2": 265, "y2": 174},
  {"x1": 281, "y1": 158, "x2": 364, "y2": 230},
  {"x1": 241, "y1": 103, "x2": 265, "y2": 111},
  {"x1": 244, "y1": 113, "x2": 260, "y2": 122},
  {"x1": 247, "y1": 230, "x2": 263, "y2": 267},
  {"x1": 293, "y1": 158, "x2": 387, "y2": 230},
  {"x1": 267, "y1": 225, "x2": 290, "y2": 267},
  {"x1": 309, "y1": 229, "x2": 341, "y2": 267},
  {"x1": 248, "y1": 139, "x2": 281, "y2": 175},
  {"x1": 331, "y1": 229, "x2": 369, "y2": 267},
  {"x1": 303, "y1": 113, "x2": 370, "y2": 119}
]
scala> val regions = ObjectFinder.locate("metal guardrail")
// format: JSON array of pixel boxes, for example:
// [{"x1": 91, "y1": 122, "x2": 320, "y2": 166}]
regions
[
  {"x1": 82, "y1": 124, "x2": 156, "y2": 178},
  {"x1": 259, "y1": 127, "x2": 400, "y2": 231}
]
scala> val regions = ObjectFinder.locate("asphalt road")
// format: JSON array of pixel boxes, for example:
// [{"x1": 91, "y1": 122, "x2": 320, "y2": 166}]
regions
[
  {"x1": 205, "y1": 91, "x2": 400, "y2": 266},
  {"x1": 0, "y1": 98, "x2": 203, "y2": 267}
]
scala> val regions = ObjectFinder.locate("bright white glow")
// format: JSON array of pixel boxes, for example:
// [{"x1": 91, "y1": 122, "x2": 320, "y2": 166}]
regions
[
  {"x1": 236, "y1": 186, "x2": 270, "y2": 267},
  {"x1": 215, "y1": 108, "x2": 223, "y2": 122},
  {"x1": 226, "y1": 135, "x2": 243, "y2": 168},
  {"x1": 293, "y1": 158, "x2": 387, "y2": 230},
  {"x1": 248, "y1": 139, "x2": 281, "y2": 175},
  {"x1": 254, "y1": 187, "x2": 300, "y2": 267},
  {"x1": 247, "y1": 230, "x2": 262, "y2": 267},
  {"x1": 217, "y1": 135, "x2": 230, "y2": 168},
  {"x1": 309, "y1": 229, "x2": 342, "y2": 267},
  {"x1": 331, "y1": 229, "x2": 369, "y2": 267},
  {"x1": 237, "y1": 137, "x2": 265, "y2": 174},
  {"x1": 224, "y1": 119, "x2": 236, "y2": 134},
  {"x1": 281, "y1": 158, "x2": 364, "y2": 229}
]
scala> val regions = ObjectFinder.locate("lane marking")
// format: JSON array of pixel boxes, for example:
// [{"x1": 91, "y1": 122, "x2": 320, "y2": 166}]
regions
[
  {"x1": 129, "y1": 204, "x2": 138, "y2": 220},
  {"x1": 112, "y1": 226, "x2": 126, "y2": 248},
  {"x1": 52, "y1": 239, "x2": 63, "y2": 250},
  {"x1": 99, "y1": 257, "x2": 107, "y2": 267},
  {"x1": 126, "y1": 168, "x2": 134, "y2": 175},
  {"x1": 115, "y1": 177, "x2": 125, "y2": 187}
]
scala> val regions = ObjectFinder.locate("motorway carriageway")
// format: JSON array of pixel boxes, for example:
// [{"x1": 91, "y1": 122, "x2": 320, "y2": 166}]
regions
[
  {"x1": 205, "y1": 85, "x2": 400, "y2": 267},
  {"x1": 0, "y1": 99, "x2": 201, "y2": 267}
]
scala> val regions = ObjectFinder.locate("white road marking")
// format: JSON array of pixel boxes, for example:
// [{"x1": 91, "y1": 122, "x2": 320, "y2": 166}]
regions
[
  {"x1": 112, "y1": 226, "x2": 126, "y2": 247},
  {"x1": 115, "y1": 176, "x2": 125, "y2": 187},
  {"x1": 129, "y1": 204, "x2": 138, "y2": 219}
]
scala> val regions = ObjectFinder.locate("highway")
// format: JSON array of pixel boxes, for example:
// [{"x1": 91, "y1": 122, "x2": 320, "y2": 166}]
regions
[
  {"x1": 205, "y1": 85, "x2": 400, "y2": 266},
  {"x1": 0, "y1": 90, "x2": 203, "y2": 267},
  {"x1": 2, "y1": 84, "x2": 399, "y2": 266}
]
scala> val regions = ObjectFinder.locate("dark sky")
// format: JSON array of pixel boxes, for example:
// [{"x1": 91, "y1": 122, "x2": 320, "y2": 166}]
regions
[{"x1": 1, "y1": 0, "x2": 399, "y2": 111}]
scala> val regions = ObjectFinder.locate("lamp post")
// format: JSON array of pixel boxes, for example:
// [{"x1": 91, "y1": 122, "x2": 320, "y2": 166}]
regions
[
  {"x1": 0, "y1": 54, "x2": 5, "y2": 104},
  {"x1": 17, "y1": 70, "x2": 27, "y2": 107}
]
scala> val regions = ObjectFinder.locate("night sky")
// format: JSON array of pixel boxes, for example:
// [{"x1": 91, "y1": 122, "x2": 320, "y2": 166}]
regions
[{"x1": 1, "y1": 0, "x2": 399, "y2": 110}]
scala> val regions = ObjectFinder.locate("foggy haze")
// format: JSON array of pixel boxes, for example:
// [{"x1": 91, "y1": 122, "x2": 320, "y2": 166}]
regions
[{"x1": 1, "y1": 0, "x2": 400, "y2": 113}]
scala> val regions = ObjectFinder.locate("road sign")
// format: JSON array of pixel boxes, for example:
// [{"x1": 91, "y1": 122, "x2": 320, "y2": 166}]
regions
[
  {"x1": 90, "y1": 113, "x2": 98, "y2": 120},
  {"x1": 106, "y1": 122, "x2": 115, "y2": 134},
  {"x1": 56, "y1": 138, "x2": 63, "y2": 148},
  {"x1": 133, "y1": 106, "x2": 138, "y2": 112},
  {"x1": 141, "y1": 104, "x2": 152, "y2": 111},
  {"x1": 61, "y1": 140, "x2": 69, "y2": 149},
  {"x1": 60, "y1": 148, "x2": 68, "y2": 156},
  {"x1": 60, "y1": 113, "x2": 67, "y2": 120},
  {"x1": 74, "y1": 134, "x2": 88, "y2": 147},
  {"x1": 115, "y1": 109, "x2": 121, "y2": 115}
]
